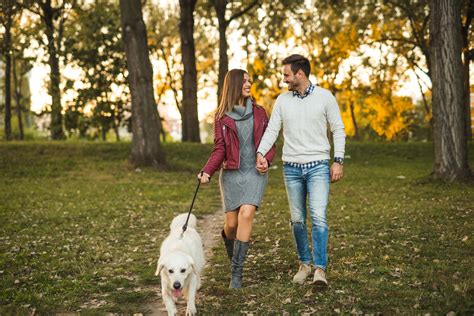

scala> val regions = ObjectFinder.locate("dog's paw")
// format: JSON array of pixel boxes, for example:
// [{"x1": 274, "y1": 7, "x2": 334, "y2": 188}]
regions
[
  {"x1": 186, "y1": 304, "x2": 197, "y2": 316},
  {"x1": 166, "y1": 308, "x2": 177, "y2": 316}
]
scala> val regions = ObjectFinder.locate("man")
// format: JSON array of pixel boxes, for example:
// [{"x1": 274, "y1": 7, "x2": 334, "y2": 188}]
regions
[{"x1": 256, "y1": 54, "x2": 345, "y2": 286}]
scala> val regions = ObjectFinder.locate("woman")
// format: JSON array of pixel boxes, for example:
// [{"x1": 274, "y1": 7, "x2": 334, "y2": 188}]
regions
[{"x1": 198, "y1": 69, "x2": 275, "y2": 289}]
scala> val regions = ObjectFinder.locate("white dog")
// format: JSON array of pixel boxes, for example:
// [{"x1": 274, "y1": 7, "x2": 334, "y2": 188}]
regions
[{"x1": 156, "y1": 213, "x2": 204, "y2": 316}]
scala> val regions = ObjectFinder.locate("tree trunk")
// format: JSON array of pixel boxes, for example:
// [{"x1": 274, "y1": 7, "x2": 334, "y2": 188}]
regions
[
  {"x1": 113, "y1": 121, "x2": 120, "y2": 142},
  {"x1": 45, "y1": 14, "x2": 65, "y2": 140},
  {"x1": 179, "y1": 0, "x2": 200, "y2": 142},
  {"x1": 12, "y1": 57, "x2": 24, "y2": 140},
  {"x1": 213, "y1": 0, "x2": 228, "y2": 106},
  {"x1": 212, "y1": 0, "x2": 257, "y2": 105},
  {"x1": 348, "y1": 69, "x2": 359, "y2": 140},
  {"x1": 217, "y1": 22, "x2": 229, "y2": 106},
  {"x1": 4, "y1": 13, "x2": 13, "y2": 141},
  {"x1": 108, "y1": 92, "x2": 120, "y2": 142},
  {"x1": 120, "y1": 0, "x2": 165, "y2": 167},
  {"x1": 16, "y1": 88, "x2": 24, "y2": 141},
  {"x1": 461, "y1": 0, "x2": 473, "y2": 140},
  {"x1": 463, "y1": 53, "x2": 471, "y2": 141},
  {"x1": 112, "y1": 106, "x2": 120, "y2": 142},
  {"x1": 430, "y1": 0, "x2": 470, "y2": 181},
  {"x1": 349, "y1": 101, "x2": 359, "y2": 140},
  {"x1": 101, "y1": 125, "x2": 107, "y2": 141}
]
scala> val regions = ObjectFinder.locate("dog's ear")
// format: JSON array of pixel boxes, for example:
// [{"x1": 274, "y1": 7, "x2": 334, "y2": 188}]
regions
[
  {"x1": 190, "y1": 263, "x2": 197, "y2": 276},
  {"x1": 155, "y1": 258, "x2": 164, "y2": 276},
  {"x1": 187, "y1": 255, "x2": 197, "y2": 274}
]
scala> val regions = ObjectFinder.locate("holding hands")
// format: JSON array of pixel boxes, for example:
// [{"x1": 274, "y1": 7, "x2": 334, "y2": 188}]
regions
[
  {"x1": 199, "y1": 152, "x2": 270, "y2": 182},
  {"x1": 256, "y1": 153, "x2": 268, "y2": 174}
]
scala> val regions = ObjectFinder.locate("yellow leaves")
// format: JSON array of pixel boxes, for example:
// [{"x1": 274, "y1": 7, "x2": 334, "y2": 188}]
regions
[
  {"x1": 155, "y1": 82, "x2": 170, "y2": 96},
  {"x1": 252, "y1": 57, "x2": 265, "y2": 74},
  {"x1": 349, "y1": 26, "x2": 358, "y2": 44},
  {"x1": 284, "y1": 27, "x2": 296, "y2": 42},
  {"x1": 332, "y1": 25, "x2": 359, "y2": 59},
  {"x1": 196, "y1": 58, "x2": 214, "y2": 73},
  {"x1": 334, "y1": 18, "x2": 425, "y2": 141},
  {"x1": 250, "y1": 84, "x2": 262, "y2": 103},
  {"x1": 337, "y1": 89, "x2": 363, "y2": 138},
  {"x1": 314, "y1": 68, "x2": 325, "y2": 82},
  {"x1": 364, "y1": 94, "x2": 414, "y2": 140},
  {"x1": 341, "y1": 111, "x2": 356, "y2": 137},
  {"x1": 370, "y1": 23, "x2": 383, "y2": 41},
  {"x1": 247, "y1": 58, "x2": 281, "y2": 112},
  {"x1": 148, "y1": 37, "x2": 158, "y2": 48}
]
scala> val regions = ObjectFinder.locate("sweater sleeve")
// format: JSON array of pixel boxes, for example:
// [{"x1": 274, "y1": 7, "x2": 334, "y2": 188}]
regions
[
  {"x1": 257, "y1": 98, "x2": 283, "y2": 156},
  {"x1": 326, "y1": 94, "x2": 346, "y2": 158}
]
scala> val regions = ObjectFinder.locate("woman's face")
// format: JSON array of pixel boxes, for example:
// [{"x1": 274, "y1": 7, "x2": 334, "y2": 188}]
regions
[{"x1": 241, "y1": 73, "x2": 252, "y2": 98}]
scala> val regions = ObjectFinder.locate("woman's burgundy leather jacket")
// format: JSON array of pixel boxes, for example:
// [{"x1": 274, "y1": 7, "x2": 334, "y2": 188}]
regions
[{"x1": 202, "y1": 103, "x2": 276, "y2": 177}]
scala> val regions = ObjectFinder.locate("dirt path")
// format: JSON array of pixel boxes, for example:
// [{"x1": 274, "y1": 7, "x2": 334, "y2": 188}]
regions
[{"x1": 143, "y1": 210, "x2": 223, "y2": 315}]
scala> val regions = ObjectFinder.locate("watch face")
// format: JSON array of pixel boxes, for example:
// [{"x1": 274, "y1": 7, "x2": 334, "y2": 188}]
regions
[{"x1": 334, "y1": 158, "x2": 344, "y2": 165}]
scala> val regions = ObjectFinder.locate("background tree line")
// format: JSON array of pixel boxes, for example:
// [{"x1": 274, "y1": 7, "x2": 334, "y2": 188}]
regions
[{"x1": 0, "y1": 0, "x2": 472, "y2": 180}]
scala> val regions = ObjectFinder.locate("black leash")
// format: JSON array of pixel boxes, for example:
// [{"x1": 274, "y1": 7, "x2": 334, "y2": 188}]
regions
[{"x1": 181, "y1": 172, "x2": 203, "y2": 235}]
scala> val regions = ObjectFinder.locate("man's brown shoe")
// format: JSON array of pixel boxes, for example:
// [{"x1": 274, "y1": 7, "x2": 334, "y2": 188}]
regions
[
  {"x1": 292, "y1": 264, "x2": 312, "y2": 284},
  {"x1": 313, "y1": 268, "x2": 328, "y2": 287}
]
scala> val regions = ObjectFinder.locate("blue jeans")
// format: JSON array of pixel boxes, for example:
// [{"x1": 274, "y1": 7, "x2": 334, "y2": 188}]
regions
[{"x1": 283, "y1": 161, "x2": 330, "y2": 270}]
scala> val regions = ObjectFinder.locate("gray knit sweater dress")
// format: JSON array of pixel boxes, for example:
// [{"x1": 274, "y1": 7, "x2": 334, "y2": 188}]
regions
[{"x1": 219, "y1": 100, "x2": 269, "y2": 212}]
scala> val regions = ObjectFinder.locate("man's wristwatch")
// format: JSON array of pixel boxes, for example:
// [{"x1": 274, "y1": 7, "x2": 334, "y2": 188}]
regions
[{"x1": 334, "y1": 157, "x2": 344, "y2": 165}]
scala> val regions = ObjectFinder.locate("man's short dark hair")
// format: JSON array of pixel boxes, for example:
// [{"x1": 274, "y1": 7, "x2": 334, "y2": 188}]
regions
[{"x1": 282, "y1": 54, "x2": 311, "y2": 77}]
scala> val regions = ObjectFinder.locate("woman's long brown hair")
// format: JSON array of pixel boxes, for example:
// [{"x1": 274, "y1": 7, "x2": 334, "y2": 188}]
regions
[{"x1": 216, "y1": 69, "x2": 248, "y2": 119}]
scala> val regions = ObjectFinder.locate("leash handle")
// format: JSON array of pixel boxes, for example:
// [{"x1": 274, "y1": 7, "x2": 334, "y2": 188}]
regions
[{"x1": 182, "y1": 172, "x2": 203, "y2": 233}]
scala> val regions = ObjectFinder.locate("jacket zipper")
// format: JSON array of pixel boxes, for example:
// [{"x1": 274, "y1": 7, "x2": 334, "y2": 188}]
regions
[{"x1": 223, "y1": 122, "x2": 240, "y2": 169}]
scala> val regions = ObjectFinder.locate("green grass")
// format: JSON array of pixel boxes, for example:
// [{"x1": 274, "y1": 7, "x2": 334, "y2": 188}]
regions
[{"x1": 0, "y1": 141, "x2": 473, "y2": 314}]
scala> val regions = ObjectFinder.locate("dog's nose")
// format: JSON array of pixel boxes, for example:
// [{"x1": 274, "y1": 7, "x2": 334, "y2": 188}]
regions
[{"x1": 173, "y1": 281, "x2": 181, "y2": 289}]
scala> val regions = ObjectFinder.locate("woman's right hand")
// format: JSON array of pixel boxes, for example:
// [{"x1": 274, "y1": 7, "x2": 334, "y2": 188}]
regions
[{"x1": 197, "y1": 172, "x2": 211, "y2": 184}]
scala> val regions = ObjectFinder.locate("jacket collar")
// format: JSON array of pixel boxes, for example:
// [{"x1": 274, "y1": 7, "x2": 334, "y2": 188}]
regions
[{"x1": 221, "y1": 100, "x2": 259, "y2": 128}]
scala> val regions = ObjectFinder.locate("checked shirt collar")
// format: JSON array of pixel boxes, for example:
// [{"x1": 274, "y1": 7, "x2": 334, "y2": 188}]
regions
[{"x1": 292, "y1": 81, "x2": 315, "y2": 99}]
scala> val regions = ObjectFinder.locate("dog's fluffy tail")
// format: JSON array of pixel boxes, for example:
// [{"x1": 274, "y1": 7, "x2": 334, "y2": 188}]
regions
[{"x1": 170, "y1": 213, "x2": 197, "y2": 230}]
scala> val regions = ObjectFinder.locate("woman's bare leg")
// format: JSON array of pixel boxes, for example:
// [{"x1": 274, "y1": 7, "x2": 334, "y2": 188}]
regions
[
  {"x1": 224, "y1": 210, "x2": 239, "y2": 239},
  {"x1": 236, "y1": 204, "x2": 256, "y2": 242}
]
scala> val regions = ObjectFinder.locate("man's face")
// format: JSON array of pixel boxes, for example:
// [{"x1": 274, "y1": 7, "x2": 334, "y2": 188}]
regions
[{"x1": 282, "y1": 64, "x2": 300, "y2": 91}]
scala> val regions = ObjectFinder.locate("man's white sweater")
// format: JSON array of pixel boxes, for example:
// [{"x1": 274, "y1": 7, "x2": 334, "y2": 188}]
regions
[{"x1": 257, "y1": 86, "x2": 346, "y2": 163}]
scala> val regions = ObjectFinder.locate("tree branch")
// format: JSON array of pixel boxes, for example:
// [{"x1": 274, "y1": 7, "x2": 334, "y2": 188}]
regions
[
  {"x1": 16, "y1": 1, "x2": 44, "y2": 19},
  {"x1": 409, "y1": 58, "x2": 430, "y2": 83},
  {"x1": 462, "y1": 0, "x2": 473, "y2": 34},
  {"x1": 385, "y1": 0, "x2": 430, "y2": 60},
  {"x1": 377, "y1": 36, "x2": 418, "y2": 46},
  {"x1": 412, "y1": 65, "x2": 430, "y2": 115},
  {"x1": 461, "y1": 0, "x2": 473, "y2": 62},
  {"x1": 228, "y1": 0, "x2": 259, "y2": 23},
  {"x1": 158, "y1": 43, "x2": 182, "y2": 115}
]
